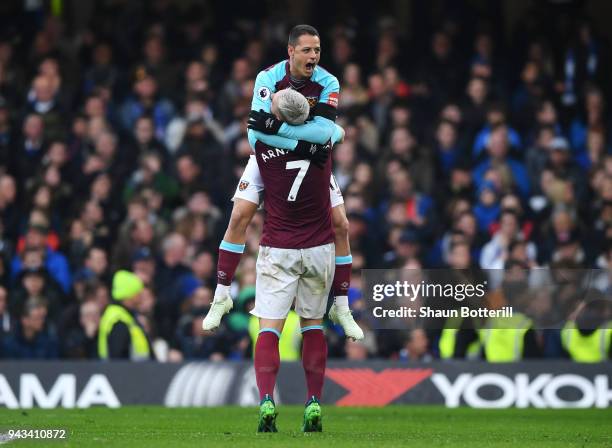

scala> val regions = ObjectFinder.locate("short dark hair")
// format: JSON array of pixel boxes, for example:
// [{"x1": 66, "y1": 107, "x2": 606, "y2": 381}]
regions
[{"x1": 288, "y1": 24, "x2": 319, "y2": 46}]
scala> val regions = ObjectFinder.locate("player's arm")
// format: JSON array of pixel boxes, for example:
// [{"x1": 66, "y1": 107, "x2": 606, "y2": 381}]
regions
[
  {"x1": 331, "y1": 123, "x2": 345, "y2": 144},
  {"x1": 248, "y1": 129, "x2": 298, "y2": 150},
  {"x1": 275, "y1": 115, "x2": 335, "y2": 144},
  {"x1": 275, "y1": 75, "x2": 340, "y2": 143},
  {"x1": 249, "y1": 75, "x2": 340, "y2": 144},
  {"x1": 248, "y1": 123, "x2": 344, "y2": 151},
  {"x1": 251, "y1": 71, "x2": 274, "y2": 114},
  {"x1": 247, "y1": 68, "x2": 343, "y2": 149},
  {"x1": 248, "y1": 70, "x2": 303, "y2": 151},
  {"x1": 249, "y1": 124, "x2": 343, "y2": 169}
]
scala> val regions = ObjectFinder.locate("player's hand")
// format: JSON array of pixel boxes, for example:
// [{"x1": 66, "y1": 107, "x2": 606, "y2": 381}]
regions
[
  {"x1": 294, "y1": 140, "x2": 331, "y2": 169},
  {"x1": 247, "y1": 109, "x2": 282, "y2": 135}
]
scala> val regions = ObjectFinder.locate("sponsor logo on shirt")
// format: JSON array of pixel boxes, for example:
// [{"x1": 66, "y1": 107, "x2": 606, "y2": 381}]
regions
[{"x1": 238, "y1": 180, "x2": 250, "y2": 191}]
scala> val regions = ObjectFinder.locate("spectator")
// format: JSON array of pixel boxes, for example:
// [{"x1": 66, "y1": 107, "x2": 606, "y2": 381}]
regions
[
  {"x1": 78, "y1": 246, "x2": 110, "y2": 284},
  {"x1": 0, "y1": 174, "x2": 19, "y2": 241},
  {"x1": 473, "y1": 125, "x2": 530, "y2": 198},
  {"x1": 165, "y1": 96, "x2": 223, "y2": 154},
  {"x1": 546, "y1": 137, "x2": 588, "y2": 202},
  {"x1": 399, "y1": 329, "x2": 433, "y2": 362},
  {"x1": 129, "y1": 115, "x2": 170, "y2": 166},
  {"x1": 155, "y1": 233, "x2": 191, "y2": 340},
  {"x1": 344, "y1": 339, "x2": 369, "y2": 360},
  {"x1": 175, "y1": 119, "x2": 224, "y2": 198},
  {"x1": 339, "y1": 63, "x2": 369, "y2": 111},
  {"x1": 472, "y1": 104, "x2": 522, "y2": 159},
  {"x1": 433, "y1": 120, "x2": 464, "y2": 176},
  {"x1": 417, "y1": 31, "x2": 462, "y2": 106},
  {"x1": 14, "y1": 114, "x2": 46, "y2": 183},
  {"x1": 131, "y1": 247, "x2": 157, "y2": 288},
  {"x1": 0, "y1": 286, "x2": 13, "y2": 345},
  {"x1": 61, "y1": 300, "x2": 100, "y2": 359},
  {"x1": 9, "y1": 265, "x2": 64, "y2": 322},
  {"x1": 2, "y1": 298, "x2": 59, "y2": 359},
  {"x1": 473, "y1": 181, "x2": 501, "y2": 233},
  {"x1": 119, "y1": 67, "x2": 175, "y2": 140},
  {"x1": 480, "y1": 210, "x2": 537, "y2": 271},
  {"x1": 82, "y1": 41, "x2": 119, "y2": 96},
  {"x1": 26, "y1": 75, "x2": 64, "y2": 141},
  {"x1": 11, "y1": 224, "x2": 71, "y2": 294}
]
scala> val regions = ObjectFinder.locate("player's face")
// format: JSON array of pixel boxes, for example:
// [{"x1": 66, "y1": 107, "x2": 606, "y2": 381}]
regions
[{"x1": 288, "y1": 34, "x2": 321, "y2": 79}]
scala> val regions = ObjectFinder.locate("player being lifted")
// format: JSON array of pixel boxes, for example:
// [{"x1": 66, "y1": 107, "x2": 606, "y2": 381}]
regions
[
  {"x1": 252, "y1": 88, "x2": 343, "y2": 432},
  {"x1": 203, "y1": 25, "x2": 363, "y2": 340}
]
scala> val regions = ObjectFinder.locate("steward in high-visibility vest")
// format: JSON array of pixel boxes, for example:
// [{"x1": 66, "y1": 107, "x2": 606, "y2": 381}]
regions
[
  {"x1": 248, "y1": 311, "x2": 301, "y2": 361},
  {"x1": 561, "y1": 321, "x2": 611, "y2": 362},
  {"x1": 479, "y1": 312, "x2": 540, "y2": 362},
  {"x1": 98, "y1": 270, "x2": 152, "y2": 361},
  {"x1": 561, "y1": 291, "x2": 612, "y2": 362},
  {"x1": 438, "y1": 317, "x2": 481, "y2": 360},
  {"x1": 436, "y1": 265, "x2": 488, "y2": 359}
]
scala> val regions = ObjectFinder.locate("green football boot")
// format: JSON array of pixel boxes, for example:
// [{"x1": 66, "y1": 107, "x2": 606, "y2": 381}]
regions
[
  {"x1": 302, "y1": 396, "x2": 322, "y2": 432},
  {"x1": 257, "y1": 394, "x2": 278, "y2": 433}
]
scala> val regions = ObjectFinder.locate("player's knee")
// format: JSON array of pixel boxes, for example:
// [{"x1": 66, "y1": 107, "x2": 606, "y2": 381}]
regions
[{"x1": 332, "y1": 212, "x2": 349, "y2": 239}]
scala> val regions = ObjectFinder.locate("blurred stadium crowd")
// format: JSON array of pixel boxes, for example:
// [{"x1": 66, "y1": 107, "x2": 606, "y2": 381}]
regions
[{"x1": 0, "y1": 0, "x2": 610, "y2": 362}]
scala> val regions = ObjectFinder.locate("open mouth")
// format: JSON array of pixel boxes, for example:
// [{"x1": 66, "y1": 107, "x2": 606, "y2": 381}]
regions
[{"x1": 305, "y1": 62, "x2": 315, "y2": 72}]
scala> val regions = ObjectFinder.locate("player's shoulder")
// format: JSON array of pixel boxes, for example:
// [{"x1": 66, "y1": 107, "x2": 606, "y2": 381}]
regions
[
  {"x1": 311, "y1": 65, "x2": 339, "y2": 88},
  {"x1": 258, "y1": 60, "x2": 288, "y2": 83}
]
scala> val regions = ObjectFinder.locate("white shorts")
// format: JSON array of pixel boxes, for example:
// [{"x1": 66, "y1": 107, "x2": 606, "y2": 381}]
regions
[
  {"x1": 251, "y1": 243, "x2": 335, "y2": 320},
  {"x1": 233, "y1": 155, "x2": 344, "y2": 208}
]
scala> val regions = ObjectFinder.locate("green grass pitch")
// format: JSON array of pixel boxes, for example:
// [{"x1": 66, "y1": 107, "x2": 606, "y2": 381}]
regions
[{"x1": 0, "y1": 406, "x2": 611, "y2": 447}]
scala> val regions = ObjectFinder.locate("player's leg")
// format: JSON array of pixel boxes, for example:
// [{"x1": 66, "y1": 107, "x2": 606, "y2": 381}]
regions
[
  {"x1": 203, "y1": 156, "x2": 262, "y2": 330},
  {"x1": 255, "y1": 317, "x2": 284, "y2": 433},
  {"x1": 217, "y1": 197, "x2": 257, "y2": 287},
  {"x1": 300, "y1": 317, "x2": 327, "y2": 400},
  {"x1": 296, "y1": 243, "x2": 334, "y2": 432},
  {"x1": 328, "y1": 184, "x2": 364, "y2": 340},
  {"x1": 331, "y1": 202, "x2": 351, "y2": 307},
  {"x1": 252, "y1": 246, "x2": 299, "y2": 432},
  {"x1": 300, "y1": 317, "x2": 326, "y2": 432}
]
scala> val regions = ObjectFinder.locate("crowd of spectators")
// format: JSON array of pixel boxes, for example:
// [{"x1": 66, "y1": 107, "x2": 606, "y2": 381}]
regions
[{"x1": 0, "y1": 1, "x2": 610, "y2": 362}]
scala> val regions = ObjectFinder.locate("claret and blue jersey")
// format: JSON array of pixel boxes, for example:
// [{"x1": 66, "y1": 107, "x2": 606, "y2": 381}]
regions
[
  {"x1": 247, "y1": 60, "x2": 340, "y2": 152},
  {"x1": 247, "y1": 60, "x2": 342, "y2": 250}
]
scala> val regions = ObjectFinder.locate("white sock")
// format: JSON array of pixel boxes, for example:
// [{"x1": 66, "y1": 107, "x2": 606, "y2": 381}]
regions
[
  {"x1": 214, "y1": 284, "x2": 231, "y2": 301},
  {"x1": 334, "y1": 295, "x2": 349, "y2": 310}
]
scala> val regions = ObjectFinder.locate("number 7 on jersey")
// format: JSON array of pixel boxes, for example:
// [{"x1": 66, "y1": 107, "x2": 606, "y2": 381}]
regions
[{"x1": 286, "y1": 160, "x2": 311, "y2": 201}]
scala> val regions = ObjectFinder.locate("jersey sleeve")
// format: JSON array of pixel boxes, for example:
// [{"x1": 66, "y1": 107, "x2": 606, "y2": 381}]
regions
[
  {"x1": 331, "y1": 124, "x2": 345, "y2": 145},
  {"x1": 249, "y1": 124, "x2": 343, "y2": 150},
  {"x1": 249, "y1": 69, "x2": 300, "y2": 151},
  {"x1": 318, "y1": 75, "x2": 340, "y2": 108},
  {"x1": 251, "y1": 71, "x2": 275, "y2": 113},
  {"x1": 277, "y1": 115, "x2": 336, "y2": 144},
  {"x1": 312, "y1": 74, "x2": 340, "y2": 121}
]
